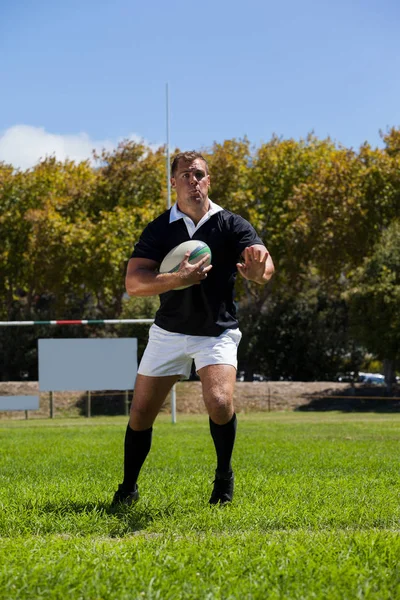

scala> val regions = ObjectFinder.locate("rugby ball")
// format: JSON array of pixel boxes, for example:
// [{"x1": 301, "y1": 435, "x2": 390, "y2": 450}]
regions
[{"x1": 159, "y1": 240, "x2": 212, "y2": 290}]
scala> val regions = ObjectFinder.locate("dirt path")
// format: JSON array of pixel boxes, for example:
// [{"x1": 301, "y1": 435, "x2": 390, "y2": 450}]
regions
[{"x1": 1, "y1": 380, "x2": 398, "y2": 419}]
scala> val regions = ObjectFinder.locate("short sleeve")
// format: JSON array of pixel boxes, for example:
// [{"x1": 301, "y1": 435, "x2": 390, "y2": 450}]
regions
[
  {"x1": 130, "y1": 221, "x2": 166, "y2": 263},
  {"x1": 231, "y1": 214, "x2": 264, "y2": 259}
]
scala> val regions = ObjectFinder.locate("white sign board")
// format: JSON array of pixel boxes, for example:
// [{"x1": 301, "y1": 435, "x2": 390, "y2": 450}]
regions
[
  {"x1": 38, "y1": 338, "x2": 137, "y2": 391},
  {"x1": 0, "y1": 396, "x2": 39, "y2": 411}
]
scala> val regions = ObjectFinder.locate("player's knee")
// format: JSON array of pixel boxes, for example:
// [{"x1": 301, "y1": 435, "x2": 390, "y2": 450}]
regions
[
  {"x1": 129, "y1": 403, "x2": 154, "y2": 427},
  {"x1": 207, "y1": 390, "x2": 233, "y2": 419}
]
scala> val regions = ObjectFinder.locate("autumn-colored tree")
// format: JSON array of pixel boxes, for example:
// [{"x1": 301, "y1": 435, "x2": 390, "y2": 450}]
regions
[
  {"x1": 0, "y1": 144, "x2": 170, "y2": 378},
  {"x1": 287, "y1": 133, "x2": 400, "y2": 289},
  {"x1": 1, "y1": 144, "x2": 169, "y2": 318},
  {"x1": 234, "y1": 131, "x2": 400, "y2": 379},
  {"x1": 233, "y1": 136, "x2": 341, "y2": 376},
  {"x1": 0, "y1": 163, "x2": 30, "y2": 319},
  {"x1": 204, "y1": 139, "x2": 254, "y2": 219},
  {"x1": 92, "y1": 141, "x2": 166, "y2": 217},
  {"x1": 6, "y1": 158, "x2": 97, "y2": 316},
  {"x1": 287, "y1": 146, "x2": 366, "y2": 287},
  {"x1": 249, "y1": 135, "x2": 337, "y2": 277},
  {"x1": 1, "y1": 131, "x2": 400, "y2": 382},
  {"x1": 87, "y1": 142, "x2": 169, "y2": 316}
]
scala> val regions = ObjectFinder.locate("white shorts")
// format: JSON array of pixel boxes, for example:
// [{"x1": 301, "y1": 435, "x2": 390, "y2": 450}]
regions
[{"x1": 138, "y1": 324, "x2": 242, "y2": 378}]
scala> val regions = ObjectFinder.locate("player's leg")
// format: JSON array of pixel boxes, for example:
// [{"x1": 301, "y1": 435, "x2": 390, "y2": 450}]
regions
[
  {"x1": 112, "y1": 324, "x2": 191, "y2": 506},
  {"x1": 111, "y1": 374, "x2": 180, "y2": 506},
  {"x1": 198, "y1": 364, "x2": 237, "y2": 504},
  {"x1": 192, "y1": 329, "x2": 242, "y2": 504},
  {"x1": 198, "y1": 363, "x2": 236, "y2": 424},
  {"x1": 129, "y1": 373, "x2": 180, "y2": 430}
]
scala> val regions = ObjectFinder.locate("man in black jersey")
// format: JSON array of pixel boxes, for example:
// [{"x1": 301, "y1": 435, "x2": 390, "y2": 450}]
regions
[{"x1": 112, "y1": 151, "x2": 274, "y2": 506}]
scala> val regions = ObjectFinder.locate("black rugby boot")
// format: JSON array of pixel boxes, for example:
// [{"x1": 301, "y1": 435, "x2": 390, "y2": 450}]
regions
[
  {"x1": 209, "y1": 471, "x2": 234, "y2": 505},
  {"x1": 111, "y1": 483, "x2": 139, "y2": 507}
]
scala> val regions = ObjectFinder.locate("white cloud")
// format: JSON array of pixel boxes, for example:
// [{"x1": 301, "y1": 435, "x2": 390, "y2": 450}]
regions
[{"x1": 0, "y1": 125, "x2": 160, "y2": 170}]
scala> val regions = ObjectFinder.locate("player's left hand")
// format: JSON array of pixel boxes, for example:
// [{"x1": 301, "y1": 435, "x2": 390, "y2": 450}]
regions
[{"x1": 236, "y1": 245, "x2": 269, "y2": 283}]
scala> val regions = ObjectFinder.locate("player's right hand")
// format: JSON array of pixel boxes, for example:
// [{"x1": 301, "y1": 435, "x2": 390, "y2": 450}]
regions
[{"x1": 178, "y1": 251, "x2": 212, "y2": 285}]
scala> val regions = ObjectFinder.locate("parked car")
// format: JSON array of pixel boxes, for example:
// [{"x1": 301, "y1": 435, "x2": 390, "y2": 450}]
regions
[
  {"x1": 337, "y1": 371, "x2": 385, "y2": 385},
  {"x1": 358, "y1": 372, "x2": 385, "y2": 385}
]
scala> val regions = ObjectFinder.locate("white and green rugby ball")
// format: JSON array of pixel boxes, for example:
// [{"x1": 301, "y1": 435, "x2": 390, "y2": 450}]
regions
[{"x1": 159, "y1": 240, "x2": 212, "y2": 290}]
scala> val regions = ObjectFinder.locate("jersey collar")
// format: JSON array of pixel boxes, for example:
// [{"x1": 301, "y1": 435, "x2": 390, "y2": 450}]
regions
[{"x1": 169, "y1": 199, "x2": 223, "y2": 238}]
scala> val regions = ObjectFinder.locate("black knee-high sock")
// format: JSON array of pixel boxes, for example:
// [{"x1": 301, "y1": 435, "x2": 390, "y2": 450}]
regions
[
  {"x1": 209, "y1": 413, "x2": 237, "y2": 475},
  {"x1": 122, "y1": 425, "x2": 152, "y2": 491}
]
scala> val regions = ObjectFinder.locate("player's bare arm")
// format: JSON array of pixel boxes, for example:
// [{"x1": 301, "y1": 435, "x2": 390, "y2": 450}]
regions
[
  {"x1": 236, "y1": 244, "x2": 275, "y2": 285},
  {"x1": 126, "y1": 253, "x2": 212, "y2": 297}
]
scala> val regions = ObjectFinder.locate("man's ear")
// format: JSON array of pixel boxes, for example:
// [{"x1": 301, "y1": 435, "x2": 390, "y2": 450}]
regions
[{"x1": 170, "y1": 177, "x2": 176, "y2": 188}]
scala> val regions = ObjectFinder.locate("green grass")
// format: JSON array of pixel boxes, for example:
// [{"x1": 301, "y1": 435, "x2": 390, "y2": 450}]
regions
[{"x1": 1, "y1": 413, "x2": 400, "y2": 599}]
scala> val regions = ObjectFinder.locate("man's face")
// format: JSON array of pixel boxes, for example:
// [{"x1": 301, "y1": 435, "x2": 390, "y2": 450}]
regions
[{"x1": 171, "y1": 158, "x2": 210, "y2": 210}]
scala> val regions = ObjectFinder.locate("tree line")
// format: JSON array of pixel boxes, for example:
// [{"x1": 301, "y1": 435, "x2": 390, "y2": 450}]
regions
[{"x1": 1, "y1": 130, "x2": 399, "y2": 387}]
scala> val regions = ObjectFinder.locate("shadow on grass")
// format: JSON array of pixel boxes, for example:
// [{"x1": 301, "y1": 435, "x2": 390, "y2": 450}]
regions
[
  {"x1": 35, "y1": 499, "x2": 174, "y2": 532},
  {"x1": 297, "y1": 384, "x2": 400, "y2": 413}
]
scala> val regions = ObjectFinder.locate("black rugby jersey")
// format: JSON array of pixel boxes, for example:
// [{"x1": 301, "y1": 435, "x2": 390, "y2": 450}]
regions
[{"x1": 130, "y1": 206, "x2": 263, "y2": 336}]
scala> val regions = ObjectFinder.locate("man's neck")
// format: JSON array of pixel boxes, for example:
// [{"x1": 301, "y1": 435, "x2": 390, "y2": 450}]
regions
[{"x1": 176, "y1": 198, "x2": 210, "y2": 226}]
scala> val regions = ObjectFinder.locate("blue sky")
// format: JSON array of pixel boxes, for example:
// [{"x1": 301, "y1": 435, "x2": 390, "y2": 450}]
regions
[{"x1": 1, "y1": 0, "x2": 399, "y2": 169}]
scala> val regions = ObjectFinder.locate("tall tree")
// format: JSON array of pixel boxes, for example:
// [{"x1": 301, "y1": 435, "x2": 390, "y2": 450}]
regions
[
  {"x1": 346, "y1": 220, "x2": 400, "y2": 392},
  {"x1": 92, "y1": 141, "x2": 166, "y2": 216}
]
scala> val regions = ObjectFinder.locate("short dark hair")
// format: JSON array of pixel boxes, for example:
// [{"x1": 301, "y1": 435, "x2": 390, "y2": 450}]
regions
[{"x1": 171, "y1": 151, "x2": 209, "y2": 176}]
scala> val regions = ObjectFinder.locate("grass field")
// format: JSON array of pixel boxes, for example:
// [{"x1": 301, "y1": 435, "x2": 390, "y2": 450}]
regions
[{"x1": 1, "y1": 413, "x2": 400, "y2": 599}]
